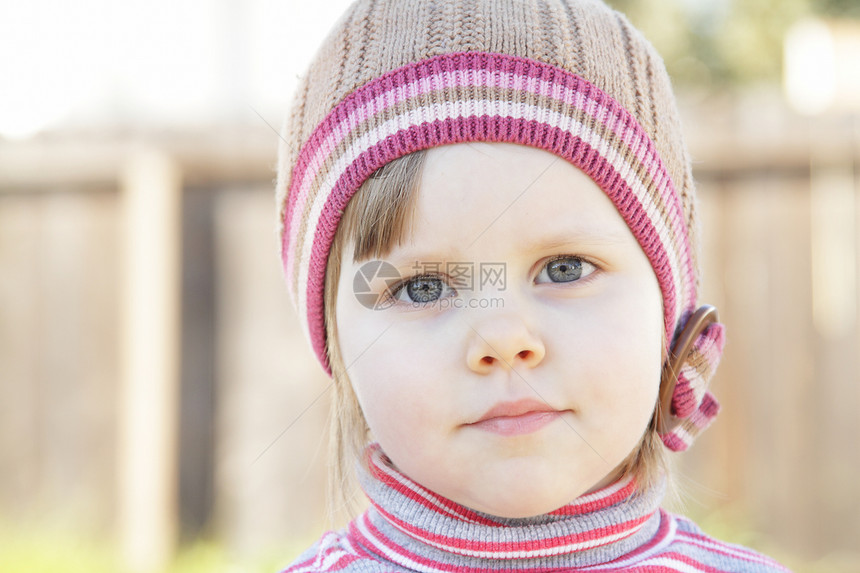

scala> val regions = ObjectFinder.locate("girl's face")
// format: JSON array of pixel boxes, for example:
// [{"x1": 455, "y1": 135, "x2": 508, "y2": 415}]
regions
[{"x1": 335, "y1": 142, "x2": 664, "y2": 518}]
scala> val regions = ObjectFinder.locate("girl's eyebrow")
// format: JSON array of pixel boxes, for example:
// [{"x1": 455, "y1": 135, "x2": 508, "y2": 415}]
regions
[
  {"x1": 383, "y1": 230, "x2": 629, "y2": 268},
  {"x1": 524, "y1": 230, "x2": 630, "y2": 252}
]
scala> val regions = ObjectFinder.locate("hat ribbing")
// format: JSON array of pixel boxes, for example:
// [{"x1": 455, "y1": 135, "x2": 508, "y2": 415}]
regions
[{"x1": 276, "y1": 0, "x2": 722, "y2": 451}]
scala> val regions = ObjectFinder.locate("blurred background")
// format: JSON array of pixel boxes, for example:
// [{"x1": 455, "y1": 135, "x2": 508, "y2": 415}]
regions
[{"x1": 1, "y1": 0, "x2": 858, "y2": 571}]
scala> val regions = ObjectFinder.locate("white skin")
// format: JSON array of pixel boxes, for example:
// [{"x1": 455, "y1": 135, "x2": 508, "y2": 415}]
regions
[{"x1": 335, "y1": 142, "x2": 664, "y2": 518}]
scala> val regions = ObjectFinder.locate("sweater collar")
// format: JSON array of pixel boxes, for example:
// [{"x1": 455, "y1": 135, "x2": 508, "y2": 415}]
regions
[{"x1": 350, "y1": 444, "x2": 665, "y2": 571}]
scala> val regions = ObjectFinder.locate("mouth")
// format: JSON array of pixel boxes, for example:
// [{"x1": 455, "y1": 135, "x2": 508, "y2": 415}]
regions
[{"x1": 468, "y1": 399, "x2": 564, "y2": 436}]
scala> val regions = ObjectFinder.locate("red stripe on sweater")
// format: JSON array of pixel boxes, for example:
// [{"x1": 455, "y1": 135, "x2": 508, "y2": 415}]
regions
[{"x1": 371, "y1": 501, "x2": 652, "y2": 556}]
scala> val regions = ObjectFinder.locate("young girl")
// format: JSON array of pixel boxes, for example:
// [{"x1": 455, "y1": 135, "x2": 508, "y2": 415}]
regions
[{"x1": 276, "y1": 0, "x2": 788, "y2": 570}]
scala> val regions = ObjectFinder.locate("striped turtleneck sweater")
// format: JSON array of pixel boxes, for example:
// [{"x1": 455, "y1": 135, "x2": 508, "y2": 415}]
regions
[{"x1": 283, "y1": 446, "x2": 788, "y2": 572}]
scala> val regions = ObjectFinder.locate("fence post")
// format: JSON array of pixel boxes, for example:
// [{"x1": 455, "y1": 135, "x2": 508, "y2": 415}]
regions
[{"x1": 118, "y1": 147, "x2": 182, "y2": 572}]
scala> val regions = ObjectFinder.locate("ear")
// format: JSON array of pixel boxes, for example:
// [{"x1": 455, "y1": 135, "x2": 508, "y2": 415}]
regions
[{"x1": 657, "y1": 305, "x2": 725, "y2": 452}]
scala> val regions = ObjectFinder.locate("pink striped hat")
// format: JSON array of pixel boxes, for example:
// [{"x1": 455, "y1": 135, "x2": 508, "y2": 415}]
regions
[{"x1": 276, "y1": 0, "x2": 724, "y2": 451}]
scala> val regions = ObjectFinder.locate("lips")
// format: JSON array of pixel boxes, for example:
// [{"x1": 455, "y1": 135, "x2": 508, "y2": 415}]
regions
[{"x1": 468, "y1": 399, "x2": 563, "y2": 436}]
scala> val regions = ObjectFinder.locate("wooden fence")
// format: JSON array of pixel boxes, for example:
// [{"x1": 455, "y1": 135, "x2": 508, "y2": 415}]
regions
[{"x1": 0, "y1": 96, "x2": 858, "y2": 571}]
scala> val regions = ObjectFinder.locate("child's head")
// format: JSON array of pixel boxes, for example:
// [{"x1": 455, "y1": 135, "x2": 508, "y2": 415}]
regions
[{"x1": 277, "y1": 0, "x2": 725, "y2": 517}]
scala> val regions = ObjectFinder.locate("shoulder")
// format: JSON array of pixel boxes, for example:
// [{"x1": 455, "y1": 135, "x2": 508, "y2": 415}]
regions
[
  {"x1": 279, "y1": 530, "x2": 386, "y2": 573},
  {"x1": 658, "y1": 512, "x2": 791, "y2": 572}
]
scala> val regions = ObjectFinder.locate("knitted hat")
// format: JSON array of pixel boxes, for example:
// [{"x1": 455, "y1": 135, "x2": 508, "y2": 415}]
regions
[{"x1": 276, "y1": 0, "x2": 724, "y2": 451}]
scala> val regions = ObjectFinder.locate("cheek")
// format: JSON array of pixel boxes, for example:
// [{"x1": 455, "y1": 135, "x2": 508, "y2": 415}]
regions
[
  {"x1": 548, "y1": 297, "x2": 661, "y2": 373},
  {"x1": 545, "y1": 283, "x2": 663, "y2": 414},
  {"x1": 602, "y1": 298, "x2": 663, "y2": 408},
  {"x1": 344, "y1": 332, "x2": 454, "y2": 439},
  {"x1": 599, "y1": 287, "x2": 664, "y2": 433}
]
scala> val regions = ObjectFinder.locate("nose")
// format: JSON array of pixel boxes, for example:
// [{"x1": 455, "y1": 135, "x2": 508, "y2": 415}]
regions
[{"x1": 465, "y1": 314, "x2": 546, "y2": 373}]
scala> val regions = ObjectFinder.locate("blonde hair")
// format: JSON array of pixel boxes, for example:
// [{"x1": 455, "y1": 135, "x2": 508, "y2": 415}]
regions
[
  {"x1": 322, "y1": 150, "x2": 667, "y2": 518},
  {"x1": 323, "y1": 151, "x2": 427, "y2": 519}
]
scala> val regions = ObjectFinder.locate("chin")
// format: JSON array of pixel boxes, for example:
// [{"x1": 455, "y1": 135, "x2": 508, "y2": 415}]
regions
[
  {"x1": 468, "y1": 493, "x2": 572, "y2": 519},
  {"x1": 457, "y1": 475, "x2": 590, "y2": 519}
]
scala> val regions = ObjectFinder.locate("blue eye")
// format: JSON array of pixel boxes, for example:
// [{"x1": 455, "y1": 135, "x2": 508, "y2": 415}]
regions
[
  {"x1": 392, "y1": 275, "x2": 454, "y2": 304},
  {"x1": 536, "y1": 256, "x2": 596, "y2": 284}
]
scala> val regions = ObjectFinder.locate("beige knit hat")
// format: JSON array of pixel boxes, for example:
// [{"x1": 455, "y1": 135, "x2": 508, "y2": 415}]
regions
[{"x1": 276, "y1": 0, "x2": 724, "y2": 451}]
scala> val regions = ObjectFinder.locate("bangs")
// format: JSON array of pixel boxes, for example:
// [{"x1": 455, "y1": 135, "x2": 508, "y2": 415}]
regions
[{"x1": 340, "y1": 150, "x2": 427, "y2": 262}]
